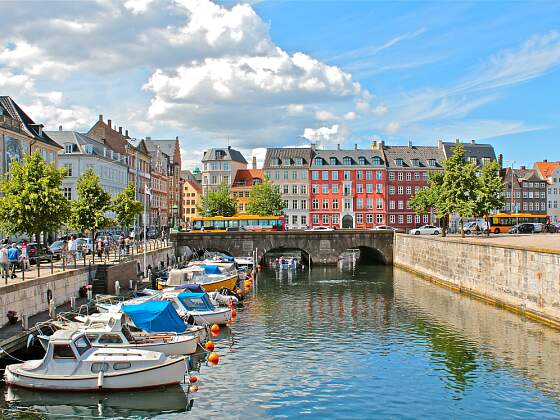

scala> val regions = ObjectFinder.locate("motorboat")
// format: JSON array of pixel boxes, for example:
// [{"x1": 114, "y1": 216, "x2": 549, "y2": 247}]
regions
[
  {"x1": 169, "y1": 283, "x2": 241, "y2": 307},
  {"x1": 4, "y1": 330, "x2": 187, "y2": 391},
  {"x1": 165, "y1": 264, "x2": 238, "y2": 292},
  {"x1": 160, "y1": 291, "x2": 232, "y2": 325},
  {"x1": 39, "y1": 307, "x2": 198, "y2": 356},
  {"x1": 275, "y1": 256, "x2": 299, "y2": 270},
  {"x1": 234, "y1": 256, "x2": 254, "y2": 270}
]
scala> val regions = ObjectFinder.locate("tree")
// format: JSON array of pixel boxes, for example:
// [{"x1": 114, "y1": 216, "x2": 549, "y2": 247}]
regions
[
  {"x1": 197, "y1": 182, "x2": 237, "y2": 217},
  {"x1": 410, "y1": 171, "x2": 450, "y2": 236},
  {"x1": 113, "y1": 183, "x2": 143, "y2": 229},
  {"x1": 474, "y1": 160, "x2": 505, "y2": 236},
  {"x1": 0, "y1": 150, "x2": 69, "y2": 242},
  {"x1": 68, "y1": 169, "x2": 113, "y2": 238},
  {"x1": 247, "y1": 177, "x2": 284, "y2": 216},
  {"x1": 440, "y1": 144, "x2": 478, "y2": 237}
]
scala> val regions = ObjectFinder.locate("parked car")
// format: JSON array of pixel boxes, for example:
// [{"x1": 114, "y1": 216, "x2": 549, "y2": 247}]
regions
[
  {"x1": 27, "y1": 243, "x2": 53, "y2": 264},
  {"x1": 508, "y1": 223, "x2": 535, "y2": 234},
  {"x1": 463, "y1": 221, "x2": 488, "y2": 235},
  {"x1": 305, "y1": 226, "x2": 335, "y2": 232},
  {"x1": 371, "y1": 225, "x2": 399, "y2": 232},
  {"x1": 49, "y1": 240, "x2": 65, "y2": 260},
  {"x1": 76, "y1": 238, "x2": 94, "y2": 254},
  {"x1": 529, "y1": 223, "x2": 544, "y2": 233},
  {"x1": 409, "y1": 225, "x2": 440, "y2": 235}
]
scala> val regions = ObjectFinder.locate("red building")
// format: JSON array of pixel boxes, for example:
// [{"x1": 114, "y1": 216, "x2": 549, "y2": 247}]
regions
[{"x1": 309, "y1": 145, "x2": 387, "y2": 228}]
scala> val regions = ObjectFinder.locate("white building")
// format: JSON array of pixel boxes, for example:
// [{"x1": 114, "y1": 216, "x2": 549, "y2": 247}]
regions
[
  {"x1": 46, "y1": 129, "x2": 129, "y2": 207},
  {"x1": 201, "y1": 146, "x2": 247, "y2": 196},
  {"x1": 534, "y1": 160, "x2": 560, "y2": 223}
]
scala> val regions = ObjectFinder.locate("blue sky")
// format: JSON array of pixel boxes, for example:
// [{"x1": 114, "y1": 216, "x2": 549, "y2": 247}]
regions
[{"x1": 0, "y1": 0, "x2": 559, "y2": 169}]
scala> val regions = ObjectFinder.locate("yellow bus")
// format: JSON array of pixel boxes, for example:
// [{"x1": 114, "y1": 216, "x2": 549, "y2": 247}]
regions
[
  {"x1": 488, "y1": 213, "x2": 550, "y2": 233},
  {"x1": 191, "y1": 215, "x2": 286, "y2": 232}
]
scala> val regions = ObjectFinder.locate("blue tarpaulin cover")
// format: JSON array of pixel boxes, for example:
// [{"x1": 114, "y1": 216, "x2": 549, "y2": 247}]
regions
[
  {"x1": 178, "y1": 292, "x2": 215, "y2": 311},
  {"x1": 202, "y1": 265, "x2": 222, "y2": 274},
  {"x1": 122, "y1": 301, "x2": 186, "y2": 333}
]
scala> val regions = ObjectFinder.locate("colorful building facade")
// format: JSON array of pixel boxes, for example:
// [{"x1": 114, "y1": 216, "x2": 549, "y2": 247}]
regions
[{"x1": 232, "y1": 169, "x2": 263, "y2": 214}]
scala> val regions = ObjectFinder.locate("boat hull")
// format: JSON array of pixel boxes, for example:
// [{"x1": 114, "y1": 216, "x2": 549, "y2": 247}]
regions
[
  {"x1": 95, "y1": 336, "x2": 197, "y2": 356},
  {"x1": 191, "y1": 308, "x2": 232, "y2": 326},
  {"x1": 195, "y1": 274, "x2": 238, "y2": 293},
  {"x1": 4, "y1": 356, "x2": 187, "y2": 392}
]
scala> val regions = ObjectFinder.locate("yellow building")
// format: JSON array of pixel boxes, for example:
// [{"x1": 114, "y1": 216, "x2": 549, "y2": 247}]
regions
[
  {"x1": 0, "y1": 96, "x2": 62, "y2": 173},
  {"x1": 182, "y1": 177, "x2": 202, "y2": 226},
  {"x1": 232, "y1": 169, "x2": 263, "y2": 214}
]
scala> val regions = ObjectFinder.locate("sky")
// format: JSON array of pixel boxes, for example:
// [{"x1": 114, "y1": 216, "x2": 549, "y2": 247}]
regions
[{"x1": 0, "y1": 0, "x2": 559, "y2": 170}]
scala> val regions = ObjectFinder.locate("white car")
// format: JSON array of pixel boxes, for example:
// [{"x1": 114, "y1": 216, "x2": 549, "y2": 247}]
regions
[
  {"x1": 371, "y1": 225, "x2": 398, "y2": 231},
  {"x1": 409, "y1": 225, "x2": 440, "y2": 235},
  {"x1": 305, "y1": 226, "x2": 335, "y2": 232}
]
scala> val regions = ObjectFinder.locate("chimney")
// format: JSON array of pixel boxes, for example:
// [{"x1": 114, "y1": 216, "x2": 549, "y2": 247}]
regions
[
  {"x1": 98, "y1": 114, "x2": 103, "y2": 122},
  {"x1": 544, "y1": 159, "x2": 548, "y2": 163},
  {"x1": 372, "y1": 140, "x2": 378, "y2": 149},
  {"x1": 437, "y1": 139, "x2": 443, "y2": 148},
  {"x1": 146, "y1": 136, "x2": 151, "y2": 141},
  {"x1": 118, "y1": 126, "x2": 122, "y2": 134},
  {"x1": 354, "y1": 143, "x2": 358, "y2": 150},
  {"x1": 125, "y1": 129, "x2": 129, "y2": 138},
  {"x1": 337, "y1": 144, "x2": 340, "y2": 150},
  {"x1": 108, "y1": 119, "x2": 112, "y2": 129},
  {"x1": 471, "y1": 139, "x2": 476, "y2": 144},
  {"x1": 176, "y1": 136, "x2": 179, "y2": 141},
  {"x1": 228, "y1": 145, "x2": 231, "y2": 150},
  {"x1": 520, "y1": 165, "x2": 526, "y2": 170},
  {"x1": 455, "y1": 138, "x2": 460, "y2": 144},
  {"x1": 498, "y1": 154, "x2": 503, "y2": 168},
  {"x1": 58, "y1": 125, "x2": 62, "y2": 131},
  {"x1": 310, "y1": 143, "x2": 316, "y2": 151},
  {"x1": 408, "y1": 140, "x2": 412, "y2": 148},
  {"x1": 252, "y1": 156, "x2": 257, "y2": 169}
]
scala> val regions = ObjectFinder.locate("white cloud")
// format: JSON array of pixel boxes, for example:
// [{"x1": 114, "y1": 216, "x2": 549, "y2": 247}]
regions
[
  {"x1": 302, "y1": 124, "x2": 349, "y2": 148},
  {"x1": 0, "y1": 69, "x2": 34, "y2": 92},
  {"x1": 23, "y1": 100, "x2": 92, "y2": 131},
  {"x1": 385, "y1": 121, "x2": 400, "y2": 134},
  {"x1": 124, "y1": 0, "x2": 155, "y2": 14}
]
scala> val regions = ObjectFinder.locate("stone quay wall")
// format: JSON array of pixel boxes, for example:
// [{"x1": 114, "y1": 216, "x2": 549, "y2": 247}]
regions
[{"x1": 393, "y1": 234, "x2": 560, "y2": 327}]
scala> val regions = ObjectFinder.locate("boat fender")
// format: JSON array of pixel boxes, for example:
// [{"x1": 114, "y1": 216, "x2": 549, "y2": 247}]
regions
[
  {"x1": 26, "y1": 334, "x2": 34, "y2": 349},
  {"x1": 97, "y1": 370, "x2": 104, "y2": 389}
]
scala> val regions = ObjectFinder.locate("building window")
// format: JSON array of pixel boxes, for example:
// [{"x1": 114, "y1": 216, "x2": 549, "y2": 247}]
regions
[
  {"x1": 376, "y1": 214, "x2": 383, "y2": 224},
  {"x1": 332, "y1": 184, "x2": 339, "y2": 194},
  {"x1": 314, "y1": 158, "x2": 323, "y2": 166},
  {"x1": 63, "y1": 163, "x2": 73, "y2": 177},
  {"x1": 329, "y1": 157, "x2": 337, "y2": 165},
  {"x1": 389, "y1": 200, "x2": 395, "y2": 209},
  {"x1": 332, "y1": 171, "x2": 339, "y2": 181},
  {"x1": 356, "y1": 198, "x2": 363, "y2": 209},
  {"x1": 389, "y1": 186, "x2": 395, "y2": 195},
  {"x1": 322, "y1": 184, "x2": 328, "y2": 194},
  {"x1": 389, "y1": 172, "x2": 395, "y2": 181},
  {"x1": 301, "y1": 185, "x2": 307, "y2": 194},
  {"x1": 356, "y1": 214, "x2": 363, "y2": 224},
  {"x1": 366, "y1": 184, "x2": 373, "y2": 193},
  {"x1": 292, "y1": 185, "x2": 298, "y2": 194},
  {"x1": 398, "y1": 215, "x2": 404, "y2": 224},
  {"x1": 85, "y1": 144, "x2": 93, "y2": 154},
  {"x1": 292, "y1": 171, "x2": 298, "y2": 180},
  {"x1": 376, "y1": 199, "x2": 383, "y2": 209},
  {"x1": 322, "y1": 199, "x2": 329, "y2": 209},
  {"x1": 313, "y1": 214, "x2": 319, "y2": 225},
  {"x1": 357, "y1": 171, "x2": 363, "y2": 180},
  {"x1": 423, "y1": 215, "x2": 429, "y2": 223},
  {"x1": 295, "y1": 157, "x2": 303, "y2": 166},
  {"x1": 405, "y1": 172, "x2": 411, "y2": 181},
  {"x1": 415, "y1": 215, "x2": 421, "y2": 224},
  {"x1": 406, "y1": 215, "x2": 412, "y2": 224},
  {"x1": 312, "y1": 171, "x2": 319, "y2": 180},
  {"x1": 343, "y1": 171, "x2": 350, "y2": 180},
  {"x1": 301, "y1": 171, "x2": 308, "y2": 180},
  {"x1": 357, "y1": 184, "x2": 363, "y2": 193},
  {"x1": 366, "y1": 198, "x2": 373, "y2": 209},
  {"x1": 398, "y1": 186, "x2": 403, "y2": 195},
  {"x1": 373, "y1": 156, "x2": 382, "y2": 165},
  {"x1": 292, "y1": 200, "x2": 298, "y2": 209},
  {"x1": 406, "y1": 186, "x2": 412, "y2": 195},
  {"x1": 389, "y1": 215, "x2": 396, "y2": 224},
  {"x1": 292, "y1": 215, "x2": 298, "y2": 225},
  {"x1": 398, "y1": 172, "x2": 403, "y2": 181},
  {"x1": 322, "y1": 171, "x2": 329, "y2": 181},
  {"x1": 312, "y1": 184, "x2": 319, "y2": 194},
  {"x1": 376, "y1": 184, "x2": 383, "y2": 194},
  {"x1": 366, "y1": 214, "x2": 374, "y2": 224},
  {"x1": 332, "y1": 214, "x2": 339, "y2": 224},
  {"x1": 395, "y1": 159, "x2": 403, "y2": 167},
  {"x1": 358, "y1": 157, "x2": 366, "y2": 165},
  {"x1": 411, "y1": 159, "x2": 419, "y2": 167},
  {"x1": 332, "y1": 199, "x2": 339, "y2": 209},
  {"x1": 301, "y1": 215, "x2": 307, "y2": 226},
  {"x1": 428, "y1": 159, "x2": 436, "y2": 167},
  {"x1": 282, "y1": 158, "x2": 291, "y2": 166},
  {"x1": 322, "y1": 214, "x2": 329, "y2": 224},
  {"x1": 344, "y1": 200, "x2": 351, "y2": 209},
  {"x1": 62, "y1": 187, "x2": 72, "y2": 200},
  {"x1": 398, "y1": 200, "x2": 404, "y2": 209},
  {"x1": 312, "y1": 199, "x2": 319, "y2": 209},
  {"x1": 64, "y1": 143, "x2": 73, "y2": 153},
  {"x1": 343, "y1": 157, "x2": 352, "y2": 165},
  {"x1": 301, "y1": 200, "x2": 307, "y2": 209}
]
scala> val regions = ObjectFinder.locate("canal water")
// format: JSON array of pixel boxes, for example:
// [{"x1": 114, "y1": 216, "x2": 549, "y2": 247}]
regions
[{"x1": 3, "y1": 265, "x2": 560, "y2": 419}]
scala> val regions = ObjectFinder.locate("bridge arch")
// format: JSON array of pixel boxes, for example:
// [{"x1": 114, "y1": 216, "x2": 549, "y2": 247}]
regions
[
  {"x1": 260, "y1": 247, "x2": 312, "y2": 267},
  {"x1": 338, "y1": 245, "x2": 387, "y2": 265}
]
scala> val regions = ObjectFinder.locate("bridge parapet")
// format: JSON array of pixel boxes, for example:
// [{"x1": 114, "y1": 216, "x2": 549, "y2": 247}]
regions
[{"x1": 171, "y1": 230, "x2": 393, "y2": 265}]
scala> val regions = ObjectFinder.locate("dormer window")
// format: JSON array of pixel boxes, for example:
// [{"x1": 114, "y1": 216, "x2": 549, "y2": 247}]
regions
[
  {"x1": 428, "y1": 159, "x2": 436, "y2": 167},
  {"x1": 271, "y1": 158, "x2": 280, "y2": 166},
  {"x1": 314, "y1": 157, "x2": 323, "y2": 166},
  {"x1": 395, "y1": 158, "x2": 404, "y2": 167},
  {"x1": 295, "y1": 157, "x2": 303, "y2": 166},
  {"x1": 84, "y1": 144, "x2": 93, "y2": 154},
  {"x1": 372, "y1": 156, "x2": 382, "y2": 165},
  {"x1": 329, "y1": 157, "x2": 337, "y2": 165},
  {"x1": 64, "y1": 143, "x2": 73, "y2": 154},
  {"x1": 468, "y1": 157, "x2": 478, "y2": 164},
  {"x1": 343, "y1": 157, "x2": 352, "y2": 165},
  {"x1": 358, "y1": 156, "x2": 366, "y2": 165},
  {"x1": 412, "y1": 158, "x2": 420, "y2": 167},
  {"x1": 481, "y1": 157, "x2": 491, "y2": 165},
  {"x1": 282, "y1": 158, "x2": 291, "y2": 166}
]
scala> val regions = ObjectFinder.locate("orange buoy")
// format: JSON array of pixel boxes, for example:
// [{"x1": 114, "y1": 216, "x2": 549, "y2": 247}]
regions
[
  {"x1": 244, "y1": 280, "x2": 252, "y2": 288},
  {"x1": 190, "y1": 385, "x2": 199, "y2": 392},
  {"x1": 205, "y1": 340, "x2": 215, "y2": 351},
  {"x1": 208, "y1": 352, "x2": 220, "y2": 364},
  {"x1": 211, "y1": 330, "x2": 219, "y2": 337},
  {"x1": 210, "y1": 323, "x2": 220, "y2": 334},
  {"x1": 189, "y1": 375, "x2": 198, "y2": 383}
]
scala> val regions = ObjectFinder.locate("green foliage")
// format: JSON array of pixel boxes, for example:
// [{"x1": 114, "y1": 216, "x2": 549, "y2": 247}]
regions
[
  {"x1": 113, "y1": 183, "x2": 143, "y2": 228},
  {"x1": 67, "y1": 169, "x2": 113, "y2": 234},
  {"x1": 410, "y1": 171, "x2": 444, "y2": 216},
  {"x1": 197, "y1": 182, "x2": 237, "y2": 217},
  {"x1": 0, "y1": 150, "x2": 69, "y2": 240},
  {"x1": 475, "y1": 160, "x2": 505, "y2": 235},
  {"x1": 247, "y1": 177, "x2": 284, "y2": 216}
]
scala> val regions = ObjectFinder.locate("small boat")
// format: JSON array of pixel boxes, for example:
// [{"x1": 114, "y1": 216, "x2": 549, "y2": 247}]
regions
[
  {"x1": 276, "y1": 256, "x2": 298, "y2": 270},
  {"x1": 169, "y1": 283, "x2": 241, "y2": 307},
  {"x1": 234, "y1": 256, "x2": 254, "y2": 270},
  {"x1": 165, "y1": 264, "x2": 238, "y2": 292},
  {"x1": 39, "y1": 306, "x2": 199, "y2": 356},
  {"x1": 161, "y1": 291, "x2": 232, "y2": 325},
  {"x1": 4, "y1": 330, "x2": 187, "y2": 391}
]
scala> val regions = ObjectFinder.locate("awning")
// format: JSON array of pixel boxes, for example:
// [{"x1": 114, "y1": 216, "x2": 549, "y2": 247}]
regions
[{"x1": 122, "y1": 301, "x2": 186, "y2": 333}]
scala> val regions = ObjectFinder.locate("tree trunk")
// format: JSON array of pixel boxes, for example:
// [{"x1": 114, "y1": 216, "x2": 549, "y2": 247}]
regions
[
  {"x1": 460, "y1": 217, "x2": 465, "y2": 238},
  {"x1": 442, "y1": 215, "x2": 448, "y2": 237},
  {"x1": 486, "y1": 217, "x2": 491, "y2": 237}
]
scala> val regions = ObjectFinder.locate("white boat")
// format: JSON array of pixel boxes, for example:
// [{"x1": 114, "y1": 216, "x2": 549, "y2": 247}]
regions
[
  {"x1": 39, "y1": 312, "x2": 198, "y2": 356},
  {"x1": 165, "y1": 264, "x2": 238, "y2": 292},
  {"x1": 234, "y1": 256, "x2": 254, "y2": 269},
  {"x1": 276, "y1": 257, "x2": 298, "y2": 270},
  {"x1": 4, "y1": 330, "x2": 187, "y2": 391},
  {"x1": 161, "y1": 291, "x2": 232, "y2": 325}
]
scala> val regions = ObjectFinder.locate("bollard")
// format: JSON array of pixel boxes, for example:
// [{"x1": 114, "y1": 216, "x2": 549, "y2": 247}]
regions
[
  {"x1": 50, "y1": 257, "x2": 54, "y2": 274},
  {"x1": 115, "y1": 281, "x2": 121, "y2": 296},
  {"x1": 48, "y1": 300, "x2": 55, "y2": 319},
  {"x1": 22, "y1": 314, "x2": 29, "y2": 330},
  {"x1": 70, "y1": 296, "x2": 76, "y2": 310},
  {"x1": 37, "y1": 258, "x2": 40, "y2": 278}
]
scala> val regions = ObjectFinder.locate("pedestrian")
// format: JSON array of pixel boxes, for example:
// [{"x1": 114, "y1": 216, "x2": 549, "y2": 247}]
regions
[
  {"x1": 20, "y1": 240, "x2": 30, "y2": 271},
  {"x1": 118, "y1": 234, "x2": 125, "y2": 256},
  {"x1": 103, "y1": 236, "x2": 110, "y2": 259},
  {"x1": 125, "y1": 236, "x2": 131, "y2": 255},
  {"x1": 7, "y1": 243, "x2": 21, "y2": 279},
  {"x1": 0, "y1": 244, "x2": 9, "y2": 281},
  {"x1": 96, "y1": 237, "x2": 103, "y2": 258},
  {"x1": 68, "y1": 235, "x2": 77, "y2": 266}
]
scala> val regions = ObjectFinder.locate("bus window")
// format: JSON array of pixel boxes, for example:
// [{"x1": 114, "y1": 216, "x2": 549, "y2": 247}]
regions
[
  {"x1": 193, "y1": 220, "x2": 202, "y2": 230},
  {"x1": 203, "y1": 220, "x2": 212, "y2": 228},
  {"x1": 240, "y1": 219, "x2": 248, "y2": 226},
  {"x1": 231, "y1": 220, "x2": 239, "y2": 227},
  {"x1": 215, "y1": 220, "x2": 225, "y2": 229}
]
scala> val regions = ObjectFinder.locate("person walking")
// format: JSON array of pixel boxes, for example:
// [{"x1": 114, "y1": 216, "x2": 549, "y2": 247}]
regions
[
  {"x1": 0, "y1": 244, "x2": 9, "y2": 281},
  {"x1": 20, "y1": 241, "x2": 29, "y2": 271},
  {"x1": 96, "y1": 237, "x2": 103, "y2": 259},
  {"x1": 103, "y1": 236, "x2": 110, "y2": 260},
  {"x1": 7, "y1": 243, "x2": 21, "y2": 279},
  {"x1": 125, "y1": 236, "x2": 131, "y2": 255},
  {"x1": 68, "y1": 236, "x2": 77, "y2": 266}
]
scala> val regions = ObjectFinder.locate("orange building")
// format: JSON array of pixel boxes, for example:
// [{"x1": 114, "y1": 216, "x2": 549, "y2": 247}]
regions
[{"x1": 232, "y1": 169, "x2": 263, "y2": 214}]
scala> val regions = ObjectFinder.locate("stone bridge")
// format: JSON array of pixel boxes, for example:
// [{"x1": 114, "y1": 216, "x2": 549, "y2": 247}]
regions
[{"x1": 172, "y1": 230, "x2": 394, "y2": 265}]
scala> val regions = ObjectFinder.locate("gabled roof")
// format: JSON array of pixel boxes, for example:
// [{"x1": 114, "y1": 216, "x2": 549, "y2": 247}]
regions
[
  {"x1": 202, "y1": 147, "x2": 247, "y2": 164},
  {"x1": 127, "y1": 138, "x2": 150, "y2": 156},
  {"x1": 441, "y1": 141, "x2": 496, "y2": 163},
  {"x1": 0, "y1": 96, "x2": 62, "y2": 149},
  {"x1": 184, "y1": 178, "x2": 202, "y2": 193},
  {"x1": 146, "y1": 138, "x2": 179, "y2": 161},
  {"x1": 46, "y1": 130, "x2": 127, "y2": 165},
  {"x1": 263, "y1": 147, "x2": 314, "y2": 168},
  {"x1": 534, "y1": 161, "x2": 560, "y2": 179},
  {"x1": 382, "y1": 145, "x2": 443, "y2": 169},
  {"x1": 513, "y1": 168, "x2": 544, "y2": 182},
  {"x1": 233, "y1": 169, "x2": 263, "y2": 187},
  {"x1": 311, "y1": 148, "x2": 385, "y2": 168}
]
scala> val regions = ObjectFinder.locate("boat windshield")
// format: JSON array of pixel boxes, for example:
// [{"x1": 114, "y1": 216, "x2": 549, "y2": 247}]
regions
[
  {"x1": 74, "y1": 335, "x2": 92, "y2": 356},
  {"x1": 178, "y1": 294, "x2": 214, "y2": 311}
]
